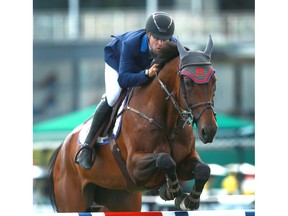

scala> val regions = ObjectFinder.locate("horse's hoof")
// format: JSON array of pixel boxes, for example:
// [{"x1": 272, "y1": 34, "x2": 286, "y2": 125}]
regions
[
  {"x1": 159, "y1": 185, "x2": 172, "y2": 200},
  {"x1": 159, "y1": 184, "x2": 171, "y2": 200},
  {"x1": 184, "y1": 195, "x2": 200, "y2": 210},
  {"x1": 159, "y1": 184, "x2": 183, "y2": 201},
  {"x1": 175, "y1": 193, "x2": 189, "y2": 210},
  {"x1": 174, "y1": 193, "x2": 200, "y2": 210}
]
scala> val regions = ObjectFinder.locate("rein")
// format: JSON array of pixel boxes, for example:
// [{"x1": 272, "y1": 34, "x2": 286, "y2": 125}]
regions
[{"x1": 124, "y1": 87, "x2": 176, "y2": 157}]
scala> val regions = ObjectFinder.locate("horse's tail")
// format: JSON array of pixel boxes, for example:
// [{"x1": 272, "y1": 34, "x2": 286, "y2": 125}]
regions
[{"x1": 47, "y1": 142, "x2": 63, "y2": 212}]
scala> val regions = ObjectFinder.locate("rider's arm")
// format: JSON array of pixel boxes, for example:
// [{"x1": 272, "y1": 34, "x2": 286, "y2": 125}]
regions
[{"x1": 117, "y1": 42, "x2": 152, "y2": 89}]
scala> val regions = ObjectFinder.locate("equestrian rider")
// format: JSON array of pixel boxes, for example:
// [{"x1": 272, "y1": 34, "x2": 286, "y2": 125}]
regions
[{"x1": 75, "y1": 11, "x2": 177, "y2": 170}]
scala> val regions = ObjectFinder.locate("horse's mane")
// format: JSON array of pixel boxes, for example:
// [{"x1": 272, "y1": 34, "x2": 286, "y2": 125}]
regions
[{"x1": 154, "y1": 41, "x2": 179, "y2": 72}]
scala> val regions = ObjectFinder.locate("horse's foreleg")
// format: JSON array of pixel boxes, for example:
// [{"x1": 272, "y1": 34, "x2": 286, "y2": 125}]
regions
[
  {"x1": 130, "y1": 152, "x2": 182, "y2": 201},
  {"x1": 185, "y1": 162, "x2": 210, "y2": 210},
  {"x1": 156, "y1": 153, "x2": 183, "y2": 200},
  {"x1": 175, "y1": 161, "x2": 210, "y2": 210}
]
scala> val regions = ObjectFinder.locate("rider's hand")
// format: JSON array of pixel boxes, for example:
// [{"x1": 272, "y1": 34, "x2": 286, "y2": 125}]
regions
[{"x1": 147, "y1": 64, "x2": 158, "y2": 77}]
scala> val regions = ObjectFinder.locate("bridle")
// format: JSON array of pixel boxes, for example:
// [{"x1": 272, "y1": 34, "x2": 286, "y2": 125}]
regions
[
  {"x1": 122, "y1": 61, "x2": 216, "y2": 158},
  {"x1": 177, "y1": 62, "x2": 216, "y2": 127}
]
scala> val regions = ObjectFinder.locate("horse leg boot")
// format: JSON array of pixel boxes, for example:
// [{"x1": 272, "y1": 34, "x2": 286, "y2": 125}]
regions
[
  {"x1": 75, "y1": 96, "x2": 112, "y2": 170},
  {"x1": 156, "y1": 153, "x2": 183, "y2": 200},
  {"x1": 175, "y1": 162, "x2": 210, "y2": 210}
]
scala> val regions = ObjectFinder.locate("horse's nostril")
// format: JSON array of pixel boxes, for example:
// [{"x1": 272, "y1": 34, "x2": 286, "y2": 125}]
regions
[
  {"x1": 200, "y1": 125, "x2": 217, "y2": 144},
  {"x1": 201, "y1": 128, "x2": 207, "y2": 140}
]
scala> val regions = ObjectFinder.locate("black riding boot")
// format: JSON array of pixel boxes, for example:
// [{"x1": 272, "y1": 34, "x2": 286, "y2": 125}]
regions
[{"x1": 76, "y1": 96, "x2": 112, "y2": 170}]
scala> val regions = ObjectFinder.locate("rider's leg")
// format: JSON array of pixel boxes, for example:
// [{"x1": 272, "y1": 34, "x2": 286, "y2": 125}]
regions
[
  {"x1": 76, "y1": 95, "x2": 112, "y2": 170},
  {"x1": 76, "y1": 64, "x2": 122, "y2": 170}
]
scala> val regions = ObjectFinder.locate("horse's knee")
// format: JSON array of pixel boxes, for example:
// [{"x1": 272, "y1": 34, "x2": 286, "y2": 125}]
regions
[
  {"x1": 195, "y1": 163, "x2": 210, "y2": 182},
  {"x1": 156, "y1": 153, "x2": 176, "y2": 173}
]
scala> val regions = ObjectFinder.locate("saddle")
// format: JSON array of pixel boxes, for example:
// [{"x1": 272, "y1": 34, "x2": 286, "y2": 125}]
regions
[{"x1": 91, "y1": 89, "x2": 128, "y2": 145}]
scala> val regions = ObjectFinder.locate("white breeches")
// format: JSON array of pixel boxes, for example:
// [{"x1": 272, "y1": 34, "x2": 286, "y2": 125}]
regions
[{"x1": 104, "y1": 63, "x2": 122, "y2": 107}]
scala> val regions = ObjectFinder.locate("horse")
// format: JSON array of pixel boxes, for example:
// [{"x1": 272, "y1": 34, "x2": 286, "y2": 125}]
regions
[{"x1": 48, "y1": 35, "x2": 217, "y2": 212}]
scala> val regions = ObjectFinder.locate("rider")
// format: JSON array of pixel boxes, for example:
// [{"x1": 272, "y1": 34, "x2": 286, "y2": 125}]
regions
[{"x1": 75, "y1": 11, "x2": 177, "y2": 170}]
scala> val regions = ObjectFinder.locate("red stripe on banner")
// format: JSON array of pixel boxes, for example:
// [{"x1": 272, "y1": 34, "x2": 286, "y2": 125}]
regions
[{"x1": 104, "y1": 212, "x2": 163, "y2": 216}]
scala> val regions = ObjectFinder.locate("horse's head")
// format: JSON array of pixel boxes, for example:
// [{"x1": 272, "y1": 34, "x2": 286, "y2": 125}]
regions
[{"x1": 177, "y1": 35, "x2": 217, "y2": 143}]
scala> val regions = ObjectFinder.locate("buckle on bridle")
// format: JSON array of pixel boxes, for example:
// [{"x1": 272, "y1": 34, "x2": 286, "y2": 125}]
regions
[{"x1": 181, "y1": 110, "x2": 194, "y2": 127}]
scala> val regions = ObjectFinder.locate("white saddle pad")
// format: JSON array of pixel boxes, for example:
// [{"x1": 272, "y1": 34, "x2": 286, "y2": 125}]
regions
[{"x1": 78, "y1": 99, "x2": 125, "y2": 145}]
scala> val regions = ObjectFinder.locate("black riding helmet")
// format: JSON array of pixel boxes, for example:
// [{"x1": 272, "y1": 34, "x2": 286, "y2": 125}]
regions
[{"x1": 145, "y1": 11, "x2": 175, "y2": 40}]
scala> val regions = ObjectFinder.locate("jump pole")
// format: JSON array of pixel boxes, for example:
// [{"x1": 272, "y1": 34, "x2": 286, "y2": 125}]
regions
[{"x1": 37, "y1": 210, "x2": 255, "y2": 216}]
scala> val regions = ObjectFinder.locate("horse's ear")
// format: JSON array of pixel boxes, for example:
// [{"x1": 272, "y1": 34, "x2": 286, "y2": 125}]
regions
[
  {"x1": 203, "y1": 34, "x2": 213, "y2": 59},
  {"x1": 177, "y1": 38, "x2": 189, "y2": 59}
]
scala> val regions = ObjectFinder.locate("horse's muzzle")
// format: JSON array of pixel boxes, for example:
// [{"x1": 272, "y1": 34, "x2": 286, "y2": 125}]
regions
[{"x1": 198, "y1": 123, "x2": 217, "y2": 144}]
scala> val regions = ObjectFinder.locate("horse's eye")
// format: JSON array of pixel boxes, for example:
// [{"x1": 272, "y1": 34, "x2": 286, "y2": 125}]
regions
[{"x1": 184, "y1": 77, "x2": 193, "y2": 89}]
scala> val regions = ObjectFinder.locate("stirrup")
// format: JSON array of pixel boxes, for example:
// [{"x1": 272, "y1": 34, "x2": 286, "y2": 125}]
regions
[{"x1": 74, "y1": 144, "x2": 96, "y2": 165}]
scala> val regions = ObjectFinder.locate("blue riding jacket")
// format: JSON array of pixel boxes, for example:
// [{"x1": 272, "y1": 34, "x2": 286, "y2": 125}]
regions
[{"x1": 104, "y1": 29, "x2": 177, "y2": 89}]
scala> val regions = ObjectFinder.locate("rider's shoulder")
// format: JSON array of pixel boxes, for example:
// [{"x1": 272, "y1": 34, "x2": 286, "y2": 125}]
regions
[{"x1": 112, "y1": 29, "x2": 146, "y2": 42}]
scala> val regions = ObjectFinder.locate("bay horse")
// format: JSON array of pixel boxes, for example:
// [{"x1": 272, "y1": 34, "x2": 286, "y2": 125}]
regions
[{"x1": 48, "y1": 35, "x2": 217, "y2": 212}]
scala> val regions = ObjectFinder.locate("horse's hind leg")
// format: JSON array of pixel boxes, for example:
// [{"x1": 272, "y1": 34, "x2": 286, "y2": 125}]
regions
[
  {"x1": 54, "y1": 173, "x2": 90, "y2": 212},
  {"x1": 53, "y1": 154, "x2": 93, "y2": 212}
]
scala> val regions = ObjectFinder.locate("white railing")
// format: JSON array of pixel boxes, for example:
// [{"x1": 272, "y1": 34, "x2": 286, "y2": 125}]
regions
[{"x1": 33, "y1": 10, "x2": 254, "y2": 44}]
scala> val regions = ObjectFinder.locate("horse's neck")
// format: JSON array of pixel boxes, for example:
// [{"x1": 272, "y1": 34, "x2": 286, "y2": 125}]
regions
[{"x1": 131, "y1": 59, "x2": 180, "y2": 129}]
